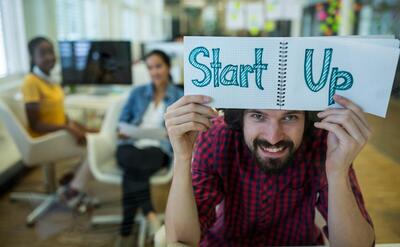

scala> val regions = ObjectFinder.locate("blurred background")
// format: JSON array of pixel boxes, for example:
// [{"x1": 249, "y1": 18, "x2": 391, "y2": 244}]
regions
[
  {"x1": 1, "y1": 0, "x2": 399, "y2": 83},
  {"x1": 0, "y1": 0, "x2": 399, "y2": 246}
]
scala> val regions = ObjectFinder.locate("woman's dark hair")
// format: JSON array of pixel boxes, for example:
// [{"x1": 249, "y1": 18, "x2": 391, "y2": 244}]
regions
[
  {"x1": 145, "y1": 49, "x2": 173, "y2": 81},
  {"x1": 223, "y1": 109, "x2": 318, "y2": 138},
  {"x1": 27, "y1": 36, "x2": 52, "y2": 72}
]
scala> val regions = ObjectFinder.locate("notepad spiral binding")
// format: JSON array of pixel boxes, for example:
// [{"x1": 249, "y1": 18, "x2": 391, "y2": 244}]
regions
[{"x1": 277, "y1": 41, "x2": 288, "y2": 107}]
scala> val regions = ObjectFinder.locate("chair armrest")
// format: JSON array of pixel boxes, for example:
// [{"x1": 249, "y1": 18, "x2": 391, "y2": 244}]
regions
[
  {"x1": 26, "y1": 130, "x2": 84, "y2": 165},
  {"x1": 154, "y1": 225, "x2": 166, "y2": 247},
  {"x1": 87, "y1": 133, "x2": 120, "y2": 183},
  {"x1": 150, "y1": 162, "x2": 174, "y2": 185},
  {"x1": 100, "y1": 96, "x2": 127, "y2": 136},
  {"x1": 87, "y1": 133, "x2": 115, "y2": 165}
]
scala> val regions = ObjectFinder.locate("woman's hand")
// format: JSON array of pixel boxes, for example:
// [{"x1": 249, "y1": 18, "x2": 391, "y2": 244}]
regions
[
  {"x1": 164, "y1": 95, "x2": 218, "y2": 162},
  {"x1": 314, "y1": 94, "x2": 372, "y2": 180},
  {"x1": 117, "y1": 132, "x2": 130, "y2": 140},
  {"x1": 66, "y1": 121, "x2": 87, "y2": 145}
]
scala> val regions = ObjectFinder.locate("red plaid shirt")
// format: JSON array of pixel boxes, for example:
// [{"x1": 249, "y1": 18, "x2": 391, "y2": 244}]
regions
[{"x1": 192, "y1": 117, "x2": 373, "y2": 246}]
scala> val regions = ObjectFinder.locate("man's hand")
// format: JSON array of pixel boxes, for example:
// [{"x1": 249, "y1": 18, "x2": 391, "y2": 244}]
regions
[
  {"x1": 314, "y1": 94, "x2": 372, "y2": 179},
  {"x1": 164, "y1": 95, "x2": 216, "y2": 246},
  {"x1": 164, "y1": 95, "x2": 218, "y2": 162}
]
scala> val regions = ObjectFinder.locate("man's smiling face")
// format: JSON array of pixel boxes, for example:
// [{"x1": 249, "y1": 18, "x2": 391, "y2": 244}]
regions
[{"x1": 243, "y1": 109, "x2": 305, "y2": 174}]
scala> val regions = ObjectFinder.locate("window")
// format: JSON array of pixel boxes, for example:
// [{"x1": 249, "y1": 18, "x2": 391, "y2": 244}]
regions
[
  {"x1": 121, "y1": 0, "x2": 166, "y2": 41},
  {"x1": 56, "y1": 0, "x2": 166, "y2": 42},
  {"x1": 56, "y1": 0, "x2": 107, "y2": 40},
  {"x1": 56, "y1": 0, "x2": 86, "y2": 40},
  {"x1": 0, "y1": 8, "x2": 7, "y2": 78},
  {"x1": 0, "y1": 0, "x2": 28, "y2": 79}
]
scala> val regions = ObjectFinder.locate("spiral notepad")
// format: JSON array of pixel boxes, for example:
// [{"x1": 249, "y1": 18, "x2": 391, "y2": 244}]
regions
[
  {"x1": 277, "y1": 41, "x2": 288, "y2": 107},
  {"x1": 184, "y1": 36, "x2": 400, "y2": 117}
]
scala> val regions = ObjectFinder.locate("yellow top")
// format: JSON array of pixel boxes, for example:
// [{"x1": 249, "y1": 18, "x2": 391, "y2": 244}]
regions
[{"x1": 21, "y1": 73, "x2": 66, "y2": 137}]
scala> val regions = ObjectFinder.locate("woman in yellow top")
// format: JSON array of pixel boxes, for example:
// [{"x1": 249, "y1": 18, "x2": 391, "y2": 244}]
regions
[{"x1": 21, "y1": 36, "x2": 95, "y2": 210}]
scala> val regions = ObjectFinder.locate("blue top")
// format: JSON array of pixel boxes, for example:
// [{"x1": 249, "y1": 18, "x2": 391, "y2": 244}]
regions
[{"x1": 118, "y1": 82, "x2": 183, "y2": 158}]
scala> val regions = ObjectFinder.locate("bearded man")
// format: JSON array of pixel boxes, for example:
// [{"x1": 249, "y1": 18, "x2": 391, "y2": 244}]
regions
[{"x1": 164, "y1": 94, "x2": 374, "y2": 247}]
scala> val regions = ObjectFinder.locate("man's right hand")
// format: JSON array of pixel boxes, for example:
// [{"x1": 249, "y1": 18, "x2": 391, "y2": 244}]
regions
[{"x1": 164, "y1": 95, "x2": 218, "y2": 162}]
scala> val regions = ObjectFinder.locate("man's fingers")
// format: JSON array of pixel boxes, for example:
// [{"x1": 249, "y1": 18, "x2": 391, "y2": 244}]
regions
[
  {"x1": 165, "y1": 102, "x2": 217, "y2": 120},
  {"x1": 320, "y1": 114, "x2": 366, "y2": 145},
  {"x1": 314, "y1": 121, "x2": 352, "y2": 144},
  {"x1": 332, "y1": 94, "x2": 370, "y2": 130},
  {"x1": 317, "y1": 110, "x2": 371, "y2": 141},
  {"x1": 164, "y1": 95, "x2": 217, "y2": 142},
  {"x1": 166, "y1": 112, "x2": 212, "y2": 129},
  {"x1": 168, "y1": 121, "x2": 209, "y2": 136},
  {"x1": 167, "y1": 95, "x2": 212, "y2": 111},
  {"x1": 319, "y1": 111, "x2": 371, "y2": 141},
  {"x1": 318, "y1": 104, "x2": 371, "y2": 133}
]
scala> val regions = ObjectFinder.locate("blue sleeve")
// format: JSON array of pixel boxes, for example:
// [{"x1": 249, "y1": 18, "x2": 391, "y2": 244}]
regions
[
  {"x1": 119, "y1": 88, "x2": 136, "y2": 123},
  {"x1": 178, "y1": 87, "x2": 184, "y2": 98},
  {"x1": 175, "y1": 86, "x2": 184, "y2": 101}
]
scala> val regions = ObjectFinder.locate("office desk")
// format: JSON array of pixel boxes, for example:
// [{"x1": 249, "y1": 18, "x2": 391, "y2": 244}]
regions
[
  {"x1": 65, "y1": 93, "x2": 128, "y2": 129},
  {"x1": 65, "y1": 93, "x2": 127, "y2": 110}
]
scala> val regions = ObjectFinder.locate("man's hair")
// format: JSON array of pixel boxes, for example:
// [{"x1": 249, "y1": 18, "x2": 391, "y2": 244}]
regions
[{"x1": 223, "y1": 109, "x2": 318, "y2": 138}]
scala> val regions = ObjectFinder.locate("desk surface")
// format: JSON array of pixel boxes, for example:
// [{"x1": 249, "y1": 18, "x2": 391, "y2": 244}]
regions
[{"x1": 65, "y1": 93, "x2": 127, "y2": 110}]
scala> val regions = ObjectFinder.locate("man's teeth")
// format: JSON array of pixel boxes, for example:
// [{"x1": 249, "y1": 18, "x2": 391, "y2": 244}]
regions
[{"x1": 262, "y1": 146, "x2": 284, "y2": 153}]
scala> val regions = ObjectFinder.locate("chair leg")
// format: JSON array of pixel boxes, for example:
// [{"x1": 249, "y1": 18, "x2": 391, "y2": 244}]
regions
[
  {"x1": 43, "y1": 163, "x2": 57, "y2": 193},
  {"x1": 137, "y1": 216, "x2": 147, "y2": 247},
  {"x1": 91, "y1": 215, "x2": 122, "y2": 226},
  {"x1": 10, "y1": 192, "x2": 58, "y2": 227},
  {"x1": 26, "y1": 194, "x2": 57, "y2": 226},
  {"x1": 10, "y1": 162, "x2": 59, "y2": 227},
  {"x1": 10, "y1": 192, "x2": 49, "y2": 202}
]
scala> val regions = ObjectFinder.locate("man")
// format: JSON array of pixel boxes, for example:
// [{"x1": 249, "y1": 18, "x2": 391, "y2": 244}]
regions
[{"x1": 164, "y1": 94, "x2": 374, "y2": 247}]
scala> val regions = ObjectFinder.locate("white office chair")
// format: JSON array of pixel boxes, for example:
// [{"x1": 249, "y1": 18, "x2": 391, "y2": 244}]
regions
[
  {"x1": 0, "y1": 96, "x2": 84, "y2": 226},
  {"x1": 87, "y1": 97, "x2": 173, "y2": 247}
]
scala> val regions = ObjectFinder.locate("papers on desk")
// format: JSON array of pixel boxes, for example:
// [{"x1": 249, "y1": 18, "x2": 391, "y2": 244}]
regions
[{"x1": 118, "y1": 122, "x2": 167, "y2": 140}]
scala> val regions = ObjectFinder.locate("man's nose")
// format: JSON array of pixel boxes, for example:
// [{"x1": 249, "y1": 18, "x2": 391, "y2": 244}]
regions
[{"x1": 261, "y1": 121, "x2": 284, "y2": 145}]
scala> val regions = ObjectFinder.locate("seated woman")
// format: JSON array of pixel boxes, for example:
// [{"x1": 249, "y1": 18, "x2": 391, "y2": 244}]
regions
[
  {"x1": 116, "y1": 50, "x2": 183, "y2": 245},
  {"x1": 21, "y1": 36, "x2": 96, "y2": 211}
]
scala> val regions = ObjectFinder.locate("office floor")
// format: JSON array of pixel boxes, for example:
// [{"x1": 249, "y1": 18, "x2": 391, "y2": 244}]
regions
[
  {"x1": 0, "y1": 98, "x2": 399, "y2": 246},
  {"x1": 0, "y1": 157, "x2": 169, "y2": 247}
]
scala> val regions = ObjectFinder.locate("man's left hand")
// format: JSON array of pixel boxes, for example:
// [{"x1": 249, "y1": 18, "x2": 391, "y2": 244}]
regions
[{"x1": 314, "y1": 94, "x2": 372, "y2": 180}]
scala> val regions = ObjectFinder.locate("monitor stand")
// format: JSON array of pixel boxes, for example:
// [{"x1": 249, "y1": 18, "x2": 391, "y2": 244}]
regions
[
  {"x1": 89, "y1": 86, "x2": 113, "y2": 96},
  {"x1": 64, "y1": 85, "x2": 131, "y2": 96}
]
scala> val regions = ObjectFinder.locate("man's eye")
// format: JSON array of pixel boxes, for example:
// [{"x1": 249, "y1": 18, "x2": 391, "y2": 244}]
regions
[
  {"x1": 251, "y1": 113, "x2": 264, "y2": 120},
  {"x1": 283, "y1": 115, "x2": 298, "y2": 121}
]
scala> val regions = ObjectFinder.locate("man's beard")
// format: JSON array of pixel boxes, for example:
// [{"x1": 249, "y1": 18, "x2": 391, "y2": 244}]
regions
[{"x1": 251, "y1": 138, "x2": 295, "y2": 175}]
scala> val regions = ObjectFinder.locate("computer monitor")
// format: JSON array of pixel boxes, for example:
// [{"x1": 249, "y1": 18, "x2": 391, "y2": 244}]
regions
[{"x1": 59, "y1": 40, "x2": 132, "y2": 85}]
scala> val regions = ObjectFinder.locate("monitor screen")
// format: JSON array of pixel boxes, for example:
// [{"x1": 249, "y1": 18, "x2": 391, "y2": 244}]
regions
[{"x1": 59, "y1": 41, "x2": 132, "y2": 85}]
